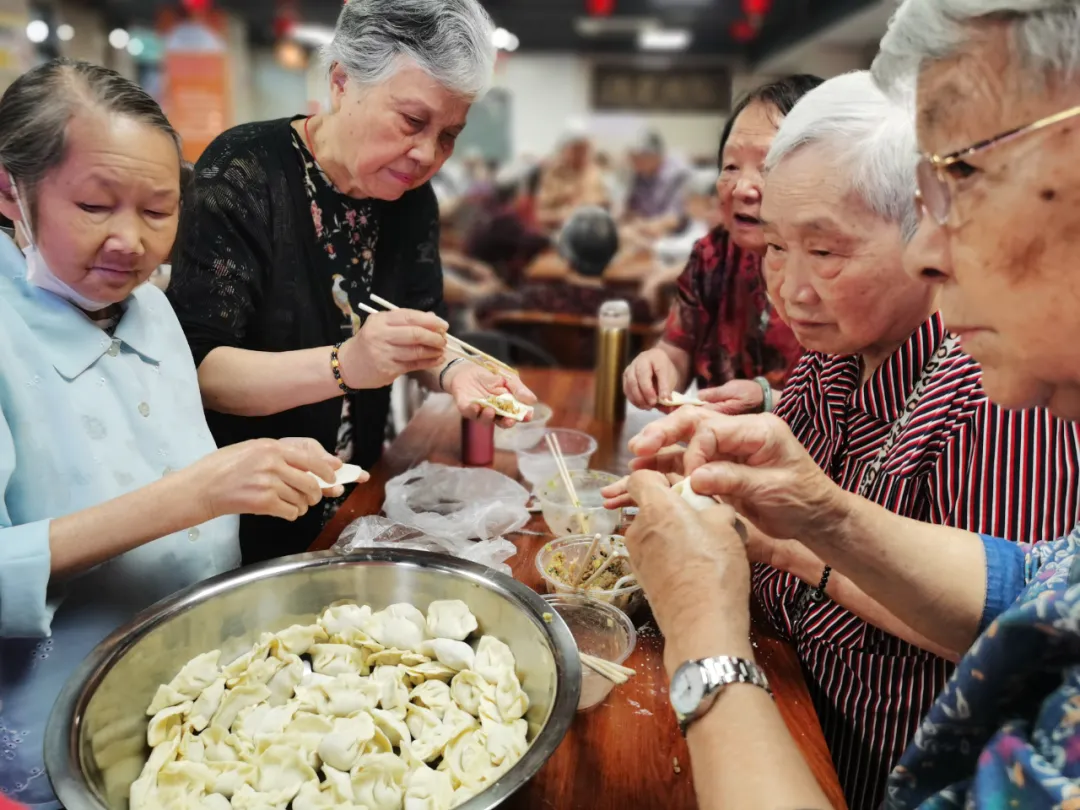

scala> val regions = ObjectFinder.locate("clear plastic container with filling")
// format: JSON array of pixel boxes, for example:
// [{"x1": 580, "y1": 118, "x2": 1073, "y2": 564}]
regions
[
  {"x1": 536, "y1": 534, "x2": 644, "y2": 615},
  {"x1": 542, "y1": 593, "x2": 636, "y2": 711},
  {"x1": 536, "y1": 470, "x2": 622, "y2": 537}
]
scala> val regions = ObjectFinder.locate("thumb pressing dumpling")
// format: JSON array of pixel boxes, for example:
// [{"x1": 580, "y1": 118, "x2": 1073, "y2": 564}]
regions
[{"x1": 672, "y1": 478, "x2": 716, "y2": 512}]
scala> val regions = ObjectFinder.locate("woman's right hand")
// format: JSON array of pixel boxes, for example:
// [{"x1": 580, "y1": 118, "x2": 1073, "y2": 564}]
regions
[
  {"x1": 185, "y1": 438, "x2": 347, "y2": 523},
  {"x1": 627, "y1": 408, "x2": 849, "y2": 542},
  {"x1": 338, "y1": 309, "x2": 449, "y2": 389},
  {"x1": 623, "y1": 347, "x2": 682, "y2": 409}
]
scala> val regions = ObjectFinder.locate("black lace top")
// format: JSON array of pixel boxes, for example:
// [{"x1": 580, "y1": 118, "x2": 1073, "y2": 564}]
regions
[{"x1": 168, "y1": 116, "x2": 445, "y2": 562}]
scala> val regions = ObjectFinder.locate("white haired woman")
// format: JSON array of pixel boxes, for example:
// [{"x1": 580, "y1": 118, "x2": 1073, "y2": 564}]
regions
[
  {"x1": 607, "y1": 69, "x2": 1080, "y2": 809},
  {"x1": 603, "y1": 2, "x2": 1080, "y2": 807},
  {"x1": 167, "y1": 0, "x2": 536, "y2": 564},
  {"x1": 0, "y1": 60, "x2": 356, "y2": 809}
]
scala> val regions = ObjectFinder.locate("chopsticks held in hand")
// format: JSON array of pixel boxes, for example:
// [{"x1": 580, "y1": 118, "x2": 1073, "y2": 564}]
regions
[
  {"x1": 358, "y1": 293, "x2": 519, "y2": 378},
  {"x1": 580, "y1": 653, "x2": 636, "y2": 685}
]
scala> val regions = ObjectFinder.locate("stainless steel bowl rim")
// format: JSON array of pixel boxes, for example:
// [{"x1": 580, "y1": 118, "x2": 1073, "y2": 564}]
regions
[{"x1": 45, "y1": 548, "x2": 582, "y2": 810}]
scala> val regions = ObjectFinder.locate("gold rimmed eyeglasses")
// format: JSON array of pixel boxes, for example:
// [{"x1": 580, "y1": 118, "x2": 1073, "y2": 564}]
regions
[{"x1": 917, "y1": 103, "x2": 1080, "y2": 225}]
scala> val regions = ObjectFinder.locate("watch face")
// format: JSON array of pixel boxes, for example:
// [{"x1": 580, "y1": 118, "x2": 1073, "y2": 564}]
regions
[{"x1": 671, "y1": 662, "x2": 707, "y2": 716}]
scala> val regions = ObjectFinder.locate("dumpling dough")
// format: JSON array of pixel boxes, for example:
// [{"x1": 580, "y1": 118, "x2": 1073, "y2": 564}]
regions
[
  {"x1": 658, "y1": 390, "x2": 706, "y2": 408},
  {"x1": 672, "y1": 477, "x2": 716, "y2": 511},
  {"x1": 425, "y1": 600, "x2": 478, "y2": 641}
]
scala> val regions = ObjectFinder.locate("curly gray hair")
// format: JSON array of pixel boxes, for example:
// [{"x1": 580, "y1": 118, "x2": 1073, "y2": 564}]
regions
[
  {"x1": 323, "y1": 0, "x2": 496, "y2": 100},
  {"x1": 873, "y1": 0, "x2": 1080, "y2": 92}
]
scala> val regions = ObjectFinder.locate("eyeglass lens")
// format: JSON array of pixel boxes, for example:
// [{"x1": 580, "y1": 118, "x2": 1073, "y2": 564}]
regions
[{"x1": 916, "y1": 158, "x2": 950, "y2": 225}]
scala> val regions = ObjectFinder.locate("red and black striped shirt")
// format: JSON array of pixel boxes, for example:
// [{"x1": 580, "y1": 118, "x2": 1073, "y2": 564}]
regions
[{"x1": 753, "y1": 313, "x2": 1080, "y2": 810}]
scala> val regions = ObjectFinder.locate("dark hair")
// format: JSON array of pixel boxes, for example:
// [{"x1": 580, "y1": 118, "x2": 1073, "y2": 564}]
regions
[
  {"x1": 0, "y1": 58, "x2": 181, "y2": 205},
  {"x1": 717, "y1": 74, "x2": 824, "y2": 170},
  {"x1": 558, "y1": 206, "x2": 619, "y2": 278}
]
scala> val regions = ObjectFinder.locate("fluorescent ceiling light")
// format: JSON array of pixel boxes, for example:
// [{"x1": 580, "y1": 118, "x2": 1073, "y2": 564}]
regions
[
  {"x1": 25, "y1": 20, "x2": 48, "y2": 43},
  {"x1": 56, "y1": 24, "x2": 75, "y2": 41},
  {"x1": 576, "y1": 16, "x2": 659, "y2": 37},
  {"x1": 638, "y1": 28, "x2": 692, "y2": 50},
  {"x1": 290, "y1": 24, "x2": 334, "y2": 48},
  {"x1": 109, "y1": 28, "x2": 130, "y2": 50}
]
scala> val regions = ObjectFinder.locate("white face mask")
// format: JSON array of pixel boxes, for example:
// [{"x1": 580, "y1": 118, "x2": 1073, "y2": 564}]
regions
[{"x1": 11, "y1": 182, "x2": 112, "y2": 312}]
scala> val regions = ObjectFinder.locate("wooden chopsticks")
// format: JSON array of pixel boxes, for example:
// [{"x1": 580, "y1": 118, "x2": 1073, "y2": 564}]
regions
[
  {"x1": 546, "y1": 432, "x2": 590, "y2": 535},
  {"x1": 580, "y1": 653, "x2": 636, "y2": 685}
]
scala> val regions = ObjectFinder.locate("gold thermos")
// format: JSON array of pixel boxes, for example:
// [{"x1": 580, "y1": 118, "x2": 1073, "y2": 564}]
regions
[{"x1": 594, "y1": 300, "x2": 631, "y2": 422}]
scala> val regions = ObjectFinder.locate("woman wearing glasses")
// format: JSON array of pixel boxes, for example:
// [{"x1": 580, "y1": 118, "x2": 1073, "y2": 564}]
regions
[{"x1": 607, "y1": 0, "x2": 1080, "y2": 807}]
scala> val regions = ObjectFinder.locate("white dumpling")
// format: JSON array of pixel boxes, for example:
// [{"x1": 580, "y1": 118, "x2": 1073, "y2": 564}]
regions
[
  {"x1": 364, "y1": 615, "x2": 425, "y2": 652},
  {"x1": 210, "y1": 683, "x2": 271, "y2": 731},
  {"x1": 265, "y1": 654, "x2": 304, "y2": 707},
  {"x1": 404, "y1": 703, "x2": 442, "y2": 746},
  {"x1": 450, "y1": 671, "x2": 494, "y2": 718},
  {"x1": 156, "y1": 760, "x2": 214, "y2": 806},
  {"x1": 385, "y1": 603, "x2": 428, "y2": 636},
  {"x1": 372, "y1": 665, "x2": 411, "y2": 712},
  {"x1": 189, "y1": 677, "x2": 227, "y2": 732},
  {"x1": 233, "y1": 701, "x2": 299, "y2": 740},
  {"x1": 167, "y1": 650, "x2": 222, "y2": 699},
  {"x1": 362, "y1": 726, "x2": 394, "y2": 756},
  {"x1": 146, "y1": 701, "x2": 191, "y2": 747},
  {"x1": 411, "y1": 705, "x2": 477, "y2": 763},
  {"x1": 477, "y1": 693, "x2": 502, "y2": 730},
  {"x1": 495, "y1": 671, "x2": 529, "y2": 722},
  {"x1": 318, "y1": 713, "x2": 377, "y2": 771},
  {"x1": 202, "y1": 794, "x2": 233, "y2": 810},
  {"x1": 296, "y1": 673, "x2": 379, "y2": 717},
  {"x1": 404, "y1": 661, "x2": 457, "y2": 686},
  {"x1": 482, "y1": 718, "x2": 528, "y2": 766},
  {"x1": 318, "y1": 602, "x2": 372, "y2": 637},
  {"x1": 410, "y1": 679, "x2": 452, "y2": 719},
  {"x1": 309, "y1": 643, "x2": 367, "y2": 677},
  {"x1": 425, "y1": 600, "x2": 478, "y2": 642},
  {"x1": 146, "y1": 683, "x2": 190, "y2": 716},
  {"x1": 442, "y1": 729, "x2": 495, "y2": 790},
  {"x1": 229, "y1": 784, "x2": 293, "y2": 810},
  {"x1": 672, "y1": 477, "x2": 716, "y2": 511},
  {"x1": 222, "y1": 638, "x2": 273, "y2": 681},
  {"x1": 129, "y1": 737, "x2": 180, "y2": 810},
  {"x1": 351, "y1": 753, "x2": 409, "y2": 810},
  {"x1": 204, "y1": 760, "x2": 259, "y2": 798},
  {"x1": 281, "y1": 711, "x2": 334, "y2": 758},
  {"x1": 199, "y1": 726, "x2": 252, "y2": 763},
  {"x1": 370, "y1": 707, "x2": 412, "y2": 748},
  {"x1": 474, "y1": 636, "x2": 515, "y2": 685},
  {"x1": 369, "y1": 648, "x2": 430, "y2": 669},
  {"x1": 404, "y1": 766, "x2": 455, "y2": 810},
  {"x1": 420, "y1": 639, "x2": 475, "y2": 672},
  {"x1": 273, "y1": 624, "x2": 329, "y2": 656},
  {"x1": 226, "y1": 654, "x2": 285, "y2": 690},
  {"x1": 255, "y1": 744, "x2": 317, "y2": 800}
]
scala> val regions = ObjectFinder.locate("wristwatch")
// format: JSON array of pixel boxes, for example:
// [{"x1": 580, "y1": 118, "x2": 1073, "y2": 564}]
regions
[{"x1": 670, "y1": 655, "x2": 772, "y2": 735}]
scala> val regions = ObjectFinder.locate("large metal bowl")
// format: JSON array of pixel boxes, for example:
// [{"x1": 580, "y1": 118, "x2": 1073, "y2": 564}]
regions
[{"x1": 45, "y1": 549, "x2": 581, "y2": 810}]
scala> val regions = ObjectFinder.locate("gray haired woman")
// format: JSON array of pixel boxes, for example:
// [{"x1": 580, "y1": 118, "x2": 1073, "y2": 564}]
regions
[{"x1": 167, "y1": 0, "x2": 536, "y2": 565}]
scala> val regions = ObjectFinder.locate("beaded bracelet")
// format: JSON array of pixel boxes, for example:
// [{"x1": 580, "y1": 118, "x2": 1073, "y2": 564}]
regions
[{"x1": 330, "y1": 342, "x2": 360, "y2": 394}]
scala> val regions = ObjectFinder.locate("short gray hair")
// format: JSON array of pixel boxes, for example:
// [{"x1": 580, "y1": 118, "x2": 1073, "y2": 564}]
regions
[
  {"x1": 765, "y1": 70, "x2": 919, "y2": 241},
  {"x1": 323, "y1": 0, "x2": 496, "y2": 100},
  {"x1": 873, "y1": 0, "x2": 1080, "y2": 91},
  {"x1": 0, "y1": 58, "x2": 180, "y2": 207}
]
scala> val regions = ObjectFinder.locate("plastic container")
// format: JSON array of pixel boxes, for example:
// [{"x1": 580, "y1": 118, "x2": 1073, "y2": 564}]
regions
[
  {"x1": 515, "y1": 428, "x2": 597, "y2": 488},
  {"x1": 535, "y1": 534, "x2": 644, "y2": 615},
  {"x1": 494, "y1": 403, "x2": 553, "y2": 451},
  {"x1": 542, "y1": 593, "x2": 636, "y2": 711},
  {"x1": 536, "y1": 470, "x2": 623, "y2": 537}
]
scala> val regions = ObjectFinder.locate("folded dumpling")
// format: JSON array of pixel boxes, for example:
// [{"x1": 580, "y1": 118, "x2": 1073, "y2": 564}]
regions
[
  {"x1": 442, "y1": 729, "x2": 496, "y2": 790},
  {"x1": 167, "y1": 651, "x2": 222, "y2": 699},
  {"x1": 495, "y1": 671, "x2": 529, "y2": 721},
  {"x1": 146, "y1": 701, "x2": 191, "y2": 747},
  {"x1": 309, "y1": 643, "x2": 366, "y2": 677},
  {"x1": 372, "y1": 665, "x2": 411, "y2": 712},
  {"x1": 198, "y1": 726, "x2": 253, "y2": 763},
  {"x1": 482, "y1": 718, "x2": 529, "y2": 766},
  {"x1": 474, "y1": 636, "x2": 515, "y2": 685},
  {"x1": 146, "y1": 683, "x2": 190, "y2": 716},
  {"x1": 404, "y1": 703, "x2": 441, "y2": 746},
  {"x1": 410, "y1": 679, "x2": 452, "y2": 718},
  {"x1": 272, "y1": 624, "x2": 328, "y2": 656},
  {"x1": 295, "y1": 673, "x2": 379, "y2": 717},
  {"x1": 425, "y1": 600, "x2": 478, "y2": 642},
  {"x1": 351, "y1": 753, "x2": 408, "y2": 810},
  {"x1": 210, "y1": 683, "x2": 271, "y2": 732},
  {"x1": 370, "y1": 707, "x2": 412, "y2": 748},
  {"x1": 255, "y1": 744, "x2": 317, "y2": 800},
  {"x1": 420, "y1": 639, "x2": 474, "y2": 672},
  {"x1": 403, "y1": 661, "x2": 457, "y2": 686},
  {"x1": 233, "y1": 701, "x2": 299, "y2": 740},
  {"x1": 450, "y1": 671, "x2": 494, "y2": 718},
  {"x1": 189, "y1": 678, "x2": 227, "y2": 732},
  {"x1": 368, "y1": 648, "x2": 430, "y2": 669},
  {"x1": 317, "y1": 713, "x2": 377, "y2": 771},
  {"x1": 404, "y1": 766, "x2": 454, "y2": 810},
  {"x1": 204, "y1": 760, "x2": 259, "y2": 798},
  {"x1": 229, "y1": 784, "x2": 293, "y2": 810},
  {"x1": 129, "y1": 736, "x2": 180, "y2": 810},
  {"x1": 318, "y1": 602, "x2": 372, "y2": 637},
  {"x1": 672, "y1": 477, "x2": 717, "y2": 511},
  {"x1": 265, "y1": 654, "x2": 304, "y2": 707}
]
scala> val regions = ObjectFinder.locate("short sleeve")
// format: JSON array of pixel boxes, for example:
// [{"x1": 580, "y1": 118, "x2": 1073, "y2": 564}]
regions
[
  {"x1": 167, "y1": 142, "x2": 274, "y2": 368},
  {"x1": 399, "y1": 185, "x2": 447, "y2": 321},
  {"x1": 0, "y1": 410, "x2": 55, "y2": 638}
]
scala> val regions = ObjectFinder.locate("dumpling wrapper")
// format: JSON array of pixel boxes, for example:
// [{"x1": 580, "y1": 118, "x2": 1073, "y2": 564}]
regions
[
  {"x1": 404, "y1": 766, "x2": 455, "y2": 810},
  {"x1": 425, "y1": 600, "x2": 478, "y2": 642},
  {"x1": 658, "y1": 390, "x2": 707, "y2": 408},
  {"x1": 469, "y1": 394, "x2": 533, "y2": 422},
  {"x1": 420, "y1": 639, "x2": 475, "y2": 672},
  {"x1": 473, "y1": 636, "x2": 515, "y2": 685},
  {"x1": 308, "y1": 463, "x2": 365, "y2": 490},
  {"x1": 672, "y1": 477, "x2": 717, "y2": 512}
]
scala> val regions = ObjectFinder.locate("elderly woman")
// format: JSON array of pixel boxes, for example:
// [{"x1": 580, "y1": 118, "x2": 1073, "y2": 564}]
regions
[
  {"x1": 0, "y1": 60, "x2": 352, "y2": 809},
  {"x1": 609, "y1": 1, "x2": 1080, "y2": 806},
  {"x1": 167, "y1": 0, "x2": 535, "y2": 564},
  {"x1": 610, "y1": 69, "x2": 1080, "y2": 809},
  {"x1": 623, "y1": 75, "x2": 821, "y2": 414}
]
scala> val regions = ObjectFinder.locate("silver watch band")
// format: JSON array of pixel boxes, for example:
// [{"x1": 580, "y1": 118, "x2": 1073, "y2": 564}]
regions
[{"x1": 676, "y1": 655, "x2": 772, "y2": 735}]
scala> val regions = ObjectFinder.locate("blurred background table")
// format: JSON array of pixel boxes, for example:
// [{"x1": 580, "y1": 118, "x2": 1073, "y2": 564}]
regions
[{"x1": 311, "y1": 368, "x2": 846, "y2": 810}]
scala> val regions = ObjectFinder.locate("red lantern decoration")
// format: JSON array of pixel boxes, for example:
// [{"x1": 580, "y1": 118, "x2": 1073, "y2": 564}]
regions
[
  {"x1": 741, "y1": 0, "x2": 772, "y2": 15},
  {"x1": 730, "y1": 19, "x2": 757, "y2": 42},
  {"x1": 274, "y1": 0, "x2": 298, "y2": 40},
  {"x1": 181, "y1": 0, "x2": 212, "y2": 13},
  {"x1": 586, "y1": 0, "x2": 615, "y2": 16}
]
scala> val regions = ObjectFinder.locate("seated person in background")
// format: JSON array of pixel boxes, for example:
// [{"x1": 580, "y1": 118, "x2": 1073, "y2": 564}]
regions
[
  {"x1": 474, "y1": 206, "x2": 652, "y2": 327},
  {"x1": 535, "y1": 125, "x2": 610, "y2": 231},
  {"x1": 622, "y1": 131, "x2": 692, "y2": 239}
]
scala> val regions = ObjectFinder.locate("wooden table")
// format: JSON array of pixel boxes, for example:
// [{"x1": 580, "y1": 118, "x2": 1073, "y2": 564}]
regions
[{"x1": 312, "y1": 369, "x2": 846, "y2": 810}]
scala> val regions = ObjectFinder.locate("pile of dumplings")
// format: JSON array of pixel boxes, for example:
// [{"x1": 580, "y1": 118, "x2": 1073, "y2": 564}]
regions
[{"x1": 131, "y1": 600, "x2": 531, "y2": 810}]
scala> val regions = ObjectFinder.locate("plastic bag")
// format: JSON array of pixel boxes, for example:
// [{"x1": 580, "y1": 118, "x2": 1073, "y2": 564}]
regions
[
  {"x1": 331, "y1": 515, "x2": 517, "y2": 575},
  {"x1": 383, "y1": 462, "x2": 531, "y2": 542}
]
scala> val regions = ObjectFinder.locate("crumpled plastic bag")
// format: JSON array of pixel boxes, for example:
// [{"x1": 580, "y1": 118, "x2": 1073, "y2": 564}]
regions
[
  {"x1": 332, "y1": 515, "x2": 517, "y2": 575},
  {"x1": 383, "y1": 462, "x2": 530, "y2": 542},
  {"x1": 331, "y1": 463, "x2": 531, "y2": 576}
]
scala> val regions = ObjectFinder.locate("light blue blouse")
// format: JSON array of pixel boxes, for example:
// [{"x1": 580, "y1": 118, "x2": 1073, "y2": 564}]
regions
[{"x1": 0, "y1": 234, "x2": 240, "y2": 808}]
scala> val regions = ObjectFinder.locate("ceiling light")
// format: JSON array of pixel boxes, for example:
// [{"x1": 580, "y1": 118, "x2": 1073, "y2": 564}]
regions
[
  {"x1": 491, "y1": 27, "x2": 519, "y2": 52},
  {"x1": 109, "y1": 28, "x2": 130, "y2": 50},
  {"x1": 56, "y1": 23, "x2": 74, "y2": 41},
  {"x1": 127, "y1": 37, "x2": 145, "y2": 56},
  {"x1": 25, "y1": 20, "x2": 48, "y2": 44},
  {"x1": 290, "y1": 24, "x2": 334, "y2": 48},
  {"x1": 638, "y1": 28, "x2": 692, "y2": 51}
]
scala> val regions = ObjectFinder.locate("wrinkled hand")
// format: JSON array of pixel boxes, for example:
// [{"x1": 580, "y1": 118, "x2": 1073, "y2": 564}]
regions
[
  {"x1": 627, "y1": 408, "x2": 847, "y2": 541},
  {"x1": 187, "y1": 437, "x2": 354, "y2": 523},
  {"x1": 623, "y1": 347, "x2": 682, "y2": 410},
  {"x1": 697, "y1": 379, "x2": 765, "y2": 415},
  {"x1": 624, "y1": 471, "x2": 753, "y2": 660},
  {"x1": 444, "y1": 361, "x2": 538, "y2": 429},
  {"x1": 600, "y1": 447, "x2": 685, "y2": 509},
  {"x1": 339, "y1": 309, "x2": 448, "y2": 389}
]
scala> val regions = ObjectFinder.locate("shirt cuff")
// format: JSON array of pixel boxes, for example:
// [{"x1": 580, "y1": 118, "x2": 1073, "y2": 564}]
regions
[
  {"x1": 979, "y1": 534, "x2": 1026, "y2": 634},
  {"x1": 0, "y1": 519, "x2": 56, "y2": 638}
]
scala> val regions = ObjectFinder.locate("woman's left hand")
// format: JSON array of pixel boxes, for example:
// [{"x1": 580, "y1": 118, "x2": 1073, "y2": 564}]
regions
[{"x1": 443, "y1": 361, "x2": 538, "y2": 428}]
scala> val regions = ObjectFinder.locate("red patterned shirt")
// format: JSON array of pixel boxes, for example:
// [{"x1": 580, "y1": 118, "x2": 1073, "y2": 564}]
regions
[
  {"x1": 662, "y1": 225, "x2": 802, "y2": 389},
  {"x1": 754, "y1": 313, "x2": 1080, "y2": 810}
]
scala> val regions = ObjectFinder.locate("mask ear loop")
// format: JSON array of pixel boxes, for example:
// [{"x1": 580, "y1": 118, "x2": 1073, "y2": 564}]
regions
[{"x1": 9, "y1": 179, "x2": 35, "y2": 248}]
